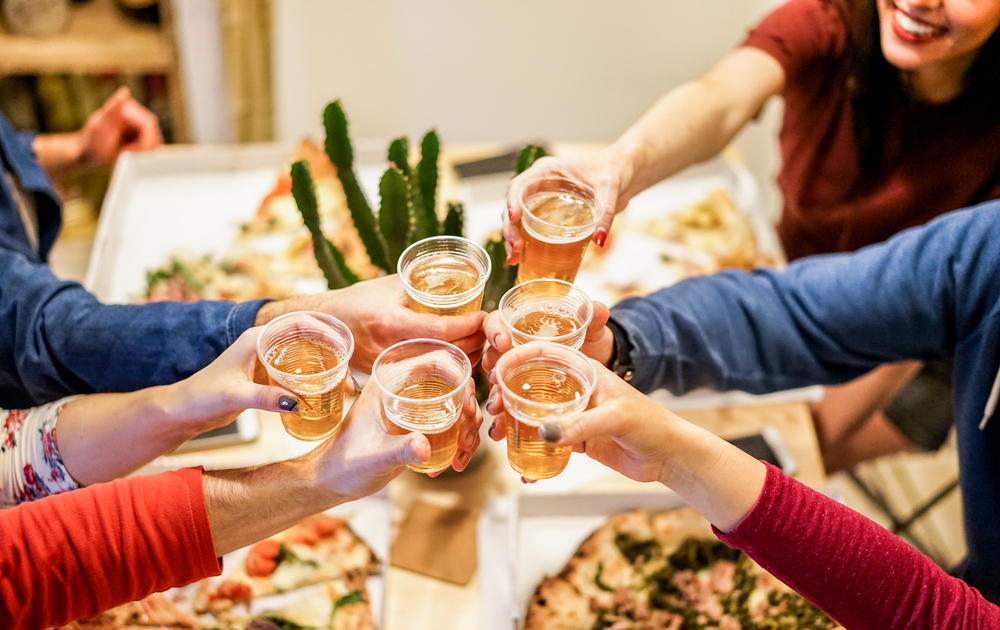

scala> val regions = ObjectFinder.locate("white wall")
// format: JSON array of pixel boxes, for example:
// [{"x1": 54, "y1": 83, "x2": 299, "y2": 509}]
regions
[
  {"x1": 272, "y1": 0, "x2": 786, "y2": 213},
  {"x1": 172, "y1": 0, "x2": 234, "y2": 144}
]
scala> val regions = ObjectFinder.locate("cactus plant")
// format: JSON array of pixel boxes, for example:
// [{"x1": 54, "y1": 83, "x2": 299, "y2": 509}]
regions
[{"x1": 290, "y1": 100, "x2": 544, "y2": 312}]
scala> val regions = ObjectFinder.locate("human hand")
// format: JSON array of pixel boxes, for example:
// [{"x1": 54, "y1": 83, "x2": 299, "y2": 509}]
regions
[
  {"x1": 503, "y1": 148, "x2": 632, "y2": 265},
  {"x1": 169, "y1": 327, "x2": 300, "y2": 434},
  {"x1": 77, "y1": 86, "x2": 162, "y2": 169},
  {"x1": 439, "y1": 376, "x2": 484, "y2": 474},
  {"x1": 480, "y1": 301, "x2": 613, "y2": 374},
  {"x1": 260, "y1": 275, "x2": 488, "y2": 373}
]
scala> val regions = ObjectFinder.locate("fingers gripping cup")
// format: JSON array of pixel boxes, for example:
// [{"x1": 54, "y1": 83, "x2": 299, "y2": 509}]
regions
[
  {"x1": 499, "y1": 279, "x2": 594, "y2": 350},
  {"x1": 372, "y1": 339, "x2": 472, "y2": 474},
  {"x1": 516, "y1": 176, "x2": 600, "y2": 284},
  {"x1": 495, "y1": 342, "x2": 597, "y2": 480},
  {"x1": 398, "y1": 236, "x2": 492, "y2": 316},
  {"x1": 257, "y1": 311, "x2": 355, "y2": 441}
]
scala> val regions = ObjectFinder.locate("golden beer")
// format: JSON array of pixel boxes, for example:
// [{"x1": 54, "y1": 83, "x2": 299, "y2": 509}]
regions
[
  {"x1": 399, "y1": 236, "x2": 491, "y2": 316},
  {"x1": 385, "y1": 376, "x2": 463, "y2": 474},
  {"x1": 265, "y1": 337, "x2": 348, "y2": 441},
  {"x1": 405, "y1": 253, "x2": 484, "y2": 316},
  {"x1": 503, "y1": 365, "x2": 586, "y2": 480},
  {"x1": 517, "y1": 189, "x2": 598, "y2": 284},
  {"x1": 499, "y1": 279, "x2": 594, "y2": 349}
]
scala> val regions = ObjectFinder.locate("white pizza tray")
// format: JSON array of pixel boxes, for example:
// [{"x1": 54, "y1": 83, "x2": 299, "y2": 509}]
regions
[{"x1": 477, "y1": 490, "x2": 690, "y2": 630}]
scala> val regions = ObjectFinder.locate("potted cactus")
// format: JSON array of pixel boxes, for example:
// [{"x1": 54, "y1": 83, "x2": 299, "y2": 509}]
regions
[{"x1": 289, "y1": 100, "x2": 544, "y2": 312}]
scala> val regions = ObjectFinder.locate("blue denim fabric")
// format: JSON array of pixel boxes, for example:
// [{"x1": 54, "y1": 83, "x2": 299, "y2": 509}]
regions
[
  {"x1": 0, "y1": 113, "x2": 268, "y2": 408},
  {"x1": 610, "y1": 201, "x2": 1000, "y2": 603}
]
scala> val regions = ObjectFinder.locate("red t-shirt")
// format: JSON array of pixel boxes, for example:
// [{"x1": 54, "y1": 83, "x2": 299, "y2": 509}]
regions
[
  {"x1": 0, "y1": 468, "x2": 221, "y2": 630},
  {"x1": 744, "y1": 0, "x2": 1000, "y2": 260},
  {"x1": 718, "y1": 463, "x2": 1000, "y2": 628}
]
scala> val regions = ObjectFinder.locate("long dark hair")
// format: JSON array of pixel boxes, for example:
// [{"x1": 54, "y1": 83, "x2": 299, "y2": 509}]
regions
[{"x1": 837, "y1": 0, "x2": 1000, "y2": 180}]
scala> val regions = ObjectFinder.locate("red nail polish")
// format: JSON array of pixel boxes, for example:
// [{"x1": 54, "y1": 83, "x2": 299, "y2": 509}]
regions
[
  {"x1": 594, "y1": 229, "x2": 607, "y2": 247},
  {"x1": 508, "y1": 209, "x2": 513, "y2": 221}
]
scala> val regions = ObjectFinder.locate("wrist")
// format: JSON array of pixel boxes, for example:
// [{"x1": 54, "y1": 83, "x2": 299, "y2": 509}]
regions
[
  {"x1": 303, "y1": 440, "x2": 349, "y2": 507},
  {"x1": 604, "y1": 140, "x2": 640, "y2": 206}
]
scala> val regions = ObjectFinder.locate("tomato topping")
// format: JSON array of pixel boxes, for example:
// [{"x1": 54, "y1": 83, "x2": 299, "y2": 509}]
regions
[
  {"x1": 211, "y1": 580, "x2": 252, "y2": 602},
  {"x1": 311, "y1": 516, "x2": 346, "y2": 539}
]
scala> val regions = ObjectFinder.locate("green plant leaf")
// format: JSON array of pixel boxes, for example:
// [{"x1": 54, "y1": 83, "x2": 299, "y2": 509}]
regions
[
  {"x1": 480, "y1": 237, "x2": 517, "y2": 313},
  {"x1": 443, "y1": 201, "x2": 464, "y2": 237},
  {"x1": 415, "y1": 130, "x2": 440, "y2": 239},
  {"x1": 379, "y1": 167, "x2": 412, "y2": 267},
  {"x1": 388, "y1": 137, "x2": 410, "y2": 174},
  {"x1": 290, "y1": 160, "x2": 359, "y2": 289},
  {"x1": 516, "y1": 144, "x2": 548, "y2": 175},
  {"x1": 322, "y1": 101, "x2": 391, "y2": 273},
  {"x1": 330, "y1": 591, "x2": 366, "y2": 624}
]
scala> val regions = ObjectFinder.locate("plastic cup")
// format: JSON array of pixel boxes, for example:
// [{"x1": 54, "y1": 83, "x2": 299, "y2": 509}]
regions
[
  {"x1": 372, "y1": 338, "x2": 472, "y2": 474},
  {"x1": 516, "y1": 176, "x2": 600, "y2": 284},
  {"x1": 495, "y1": 341, "x2": 597, "y2": 480},
  {"x1": 257, "y1": 311, "x2": 355, "y2": 441},
  {"x1": 499, "y1": 279, "x2": 594, "y2": 350},
  {"x1": 398, "y1": 236, "x2": 491, "y2": 316}
]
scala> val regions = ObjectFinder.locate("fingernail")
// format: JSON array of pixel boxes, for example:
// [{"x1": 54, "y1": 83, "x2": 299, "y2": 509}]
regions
[
  {"x1": 491, "y1": 333, "x2": 501, "y2": 349},
  {"x1": 521, "y1": 476, "x2": 529, "y2": 485},
  {"x1": 469, "y1": 394, "x2": 478, "y2": 409},
  {"x1": 487, "y1": 391, "x2": 497, "y2": 407},
  {"x1": 539, "y1": 422, "x2": 562, "y2": 443},
  {"x1": 508, "y1": 208, "x2": 513, "y2": 221},
  {"x1": 350, "y1": 373, "x2": 364, "y2": 393},
  {"x1": 278, "y1": 395, "x2": 299, "y2": 412},
  {"x1": 488, "y1": 421, "x2": 497, "y2": 439},
  {"x1": 594, "y1": 229, "x2": 607, "y2": 247}
]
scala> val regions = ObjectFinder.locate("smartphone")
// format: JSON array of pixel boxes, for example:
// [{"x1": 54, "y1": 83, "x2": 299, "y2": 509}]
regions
[
  {"x1": 172, "y1": 409, "x2": 261, "y2": 453},
  {"x1": 726, "y1": 426, "x2": 798, "y2": 475}
]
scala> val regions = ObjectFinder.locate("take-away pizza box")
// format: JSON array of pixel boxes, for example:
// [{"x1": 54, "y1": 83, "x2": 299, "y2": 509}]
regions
[{"x1": 478, "y1": 490, "x2": 690, "y2": 630}]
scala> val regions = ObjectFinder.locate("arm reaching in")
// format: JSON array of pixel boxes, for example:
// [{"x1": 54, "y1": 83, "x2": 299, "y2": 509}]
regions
[{"x1": 502, "y1": 47, "x2": 784, "y2": 263}]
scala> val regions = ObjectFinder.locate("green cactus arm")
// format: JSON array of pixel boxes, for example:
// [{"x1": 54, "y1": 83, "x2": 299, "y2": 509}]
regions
[
  {"x1": 443, "y1": 201, "x2": 464, "y2": 237},
  {"x1": 516, "y1": 144, "x2": 548, "y2": 174},
  {"x1": 379, "y1": 167, "x2": 413, "y2": 268},
  {"x1": 290, "y1": 161, "x2": 359, "y2": 289},
  {"x1": 414, "y1": 130, "x2": 440, "y2": 239},
  {"x1": 388, "y1": 137, "x2": 410, "y2": 174},
  {"x1": 480, "y1": 237, "x2": 518, "y2": 313},
  {"x1": 323, "y1": 101, "x2": 391, "y2": 273}
]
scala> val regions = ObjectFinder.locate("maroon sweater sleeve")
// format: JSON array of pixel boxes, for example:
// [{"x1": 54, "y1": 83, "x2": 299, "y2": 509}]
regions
[
  {"x1": 716, "y1": 463, "x2": 999, "y2": 629},
  {"x1": 741, "y1": 0, "x2": 848, "y2": 84},
  {"x1": 0, "y1": 467, "x2": 222, "y2": 630}
]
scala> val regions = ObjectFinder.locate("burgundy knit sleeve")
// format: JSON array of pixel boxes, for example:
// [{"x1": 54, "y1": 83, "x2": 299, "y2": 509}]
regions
[
  {"x1": 716, "y1": 463, "x2": 999, "y2": 629},
  {"x1": 0, "y1": 467, "x2": 222, "y2": 630}
]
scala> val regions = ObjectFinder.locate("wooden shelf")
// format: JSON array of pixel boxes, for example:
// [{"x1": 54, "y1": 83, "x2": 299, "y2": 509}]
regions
[{"x1": 0, "y1": 0, "x2": 173, "y2": 74}]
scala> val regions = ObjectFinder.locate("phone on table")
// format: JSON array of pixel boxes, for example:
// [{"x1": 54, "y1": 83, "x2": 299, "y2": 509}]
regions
[
  {"x1": 726, "y1": 426, "x2": 798, "y2": 475},
  {"x1": 171, "y1": 409, "x2": 261, "y2": 454}
]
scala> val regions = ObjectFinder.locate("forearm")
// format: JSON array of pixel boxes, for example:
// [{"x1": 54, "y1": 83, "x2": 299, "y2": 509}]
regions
[
  {"x1": 204, "y1": 448, "x2": 340, "y2": 556},
  {"x1": 32, "y1": 132, "x2": 85, "y2": 183},
  {"x1": 55, "y1": 385, "x2": 193, "y2": 486},
  {"x1": 718, "y1": 465, "x2": 1000, "y2": 629},
  {"x1": 610, "y1": 47, "x2": 782, "y2": 205},
  {"x1": 658, "y1": 416, "x2": 766, "y2": 533}
]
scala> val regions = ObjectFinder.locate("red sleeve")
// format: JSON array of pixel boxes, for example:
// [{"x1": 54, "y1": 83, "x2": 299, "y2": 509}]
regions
[
  {"x1": 741, "y1": 0, "x2": 849, "y2": 86},
  {"x1": 0, "y1": 467, "x2": 222, "y2": 630},
  {"x1": 716, "y1": 463, "x2": 1000, "y2": 629}
]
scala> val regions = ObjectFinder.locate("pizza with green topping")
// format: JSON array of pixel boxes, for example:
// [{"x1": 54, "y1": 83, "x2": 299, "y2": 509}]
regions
[{"x1": 525, "y1": 508, "x2": 841, "y2": 630}]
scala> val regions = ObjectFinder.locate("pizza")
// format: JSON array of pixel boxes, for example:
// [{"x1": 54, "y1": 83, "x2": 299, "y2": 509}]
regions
[
  {"x1": 142, "y1": 254, "x2": 294, "y2": 304},
  {"x1": 525, "y1": 508, "x2": 840, "y2": 630},
  {"x1": 57, "y1": 514, "x2": 382, "y2": 630}
]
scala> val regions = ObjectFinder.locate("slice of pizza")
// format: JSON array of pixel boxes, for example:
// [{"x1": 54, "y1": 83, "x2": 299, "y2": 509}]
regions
[
  {"x1": 55, "y1": 593, "x2": 197, "y2": 630},
  {"x1": 196, "y1": 514, "x2": 380, "y2": 614},
  {"x1": 246, "y1": 575, "x2": 375, "y2": 630}
]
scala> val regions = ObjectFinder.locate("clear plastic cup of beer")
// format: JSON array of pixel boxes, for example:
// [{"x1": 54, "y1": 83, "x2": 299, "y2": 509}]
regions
[
  {"x1": 495, "y1": 341, "x2": 597, "y2": 480},
  {"x1": 499, "y1": 279, "x2": 594, "y2": 350},
  {"x1": 398, "y1": 236, "x2": 492, "y2": 316},
  {"x1": 372, "y1": 338, "x2": 472, "y2": 474},
  {"x1": 516, "y1": 176, "x2": 600, "y2": 284},
  {"x1": 257, "y1": 311, "x2": 355, "y2": 441}
]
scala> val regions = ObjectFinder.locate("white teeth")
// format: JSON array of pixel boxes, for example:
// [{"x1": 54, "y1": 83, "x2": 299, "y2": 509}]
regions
[{"x1": 896, "y1": 9, "x2": 939, "y2": 37}]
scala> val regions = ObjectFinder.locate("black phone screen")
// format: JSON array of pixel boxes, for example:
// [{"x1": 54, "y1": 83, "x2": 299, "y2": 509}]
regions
[{"x1": 726, "y1": 433, "x2": 782, "y2": 468}]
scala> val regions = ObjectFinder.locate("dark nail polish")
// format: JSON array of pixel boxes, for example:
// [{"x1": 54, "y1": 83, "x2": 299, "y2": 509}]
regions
[
  {"x1": 350, "y1": 374, "x2": 364, "y2": 393},
  {"x1": 539, "y1": 422, "x2": 562, "y2": 443},
  {"x1": 594, "y1": 229, "x2": 607, "y2": 247},
  {"x1": 521, "y1": 476, "x2": 529, "y2": 485},
  {"x1": 488, "y1": 421, "x2": 497, "y2": 439},
  {"x1": 278, "y1": 395, "x2": 299, "y2": 412}
]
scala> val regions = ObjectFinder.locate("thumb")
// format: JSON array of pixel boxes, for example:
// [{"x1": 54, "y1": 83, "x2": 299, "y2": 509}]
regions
[
  {"x1": 591, "y1": 189, "x2": 619, "y2": 248},
  {"x1": 546, "y1": 405, "x2": 622, "y2": 447},
  {"x1": 387, "y1": 432, "x2": 430, "y2": 467},
  {"x1": 244, "y1": 383, "x2": 299, "y2": 413}
]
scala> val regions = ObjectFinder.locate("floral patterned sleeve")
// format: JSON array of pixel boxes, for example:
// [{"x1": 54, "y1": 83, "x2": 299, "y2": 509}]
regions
[{"x1": 0, "y1": 397, "x2": 81, "y2": 505}]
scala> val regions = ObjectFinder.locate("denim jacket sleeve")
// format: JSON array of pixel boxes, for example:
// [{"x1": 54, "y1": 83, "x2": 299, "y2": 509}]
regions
[
  {"x1": 0, "y1": 248, "x2": 269, "y2": 406},
  {"x1": 609, "y1": 202, "x2": 1000, "y2": 395}
]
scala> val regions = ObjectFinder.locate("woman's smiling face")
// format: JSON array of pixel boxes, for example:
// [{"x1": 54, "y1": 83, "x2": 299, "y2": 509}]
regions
[{"x1": 878, "y1": 0, "x2": 1000, "y2": 72}]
